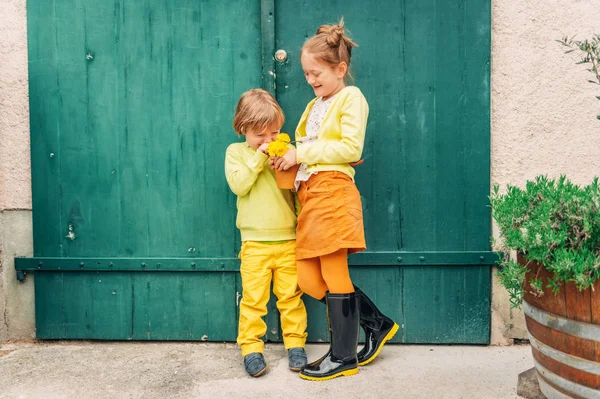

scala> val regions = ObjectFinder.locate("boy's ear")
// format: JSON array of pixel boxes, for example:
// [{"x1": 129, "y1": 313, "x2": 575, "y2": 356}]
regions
[{"x1": 337, "y1": 62, "x2": 348, "y2": 79}]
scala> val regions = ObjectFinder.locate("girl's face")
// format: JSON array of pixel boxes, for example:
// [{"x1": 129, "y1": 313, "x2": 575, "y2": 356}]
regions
[
  {"x1": 301, "y1": 51, "x2": 347, "y2": 100},
  {"x1": 245, "y1": 124, "x2": 280, "y2": 150}
]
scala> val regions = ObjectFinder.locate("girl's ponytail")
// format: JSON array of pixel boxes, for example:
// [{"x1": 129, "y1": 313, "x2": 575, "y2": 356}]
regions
[{"x1": 303, "y1": 18, "x2": 358, "y2": 80}]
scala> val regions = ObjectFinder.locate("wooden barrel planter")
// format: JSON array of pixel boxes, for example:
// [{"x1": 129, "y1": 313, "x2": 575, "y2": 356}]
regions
[{"x1": 521, "y1": 254, "x2": 600, "y2": 398}]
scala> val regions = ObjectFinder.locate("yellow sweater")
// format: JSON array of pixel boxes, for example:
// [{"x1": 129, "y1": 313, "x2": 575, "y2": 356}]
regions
[
  {"x1": 295, "y1": 86, "x2": 369, "y2": 180},
  {"x1": 225, "y1": 142, "x2": 297, "y2": 242}
]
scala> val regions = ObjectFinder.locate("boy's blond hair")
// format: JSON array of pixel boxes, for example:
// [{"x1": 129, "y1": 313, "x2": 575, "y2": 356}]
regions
[{"x1": 233, "y1": 89, "x2": 284, "y2": 136}]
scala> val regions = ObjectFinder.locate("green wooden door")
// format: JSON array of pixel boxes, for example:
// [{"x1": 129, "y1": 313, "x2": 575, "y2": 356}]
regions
[
  {"x1": 273, "y1": 0, "x2": 492, "y2": 343},
  {"x1": 17, "y1": 0, "x2": 492, "y2": 343}
]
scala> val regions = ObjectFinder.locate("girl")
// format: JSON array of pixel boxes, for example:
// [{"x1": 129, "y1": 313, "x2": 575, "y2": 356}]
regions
[{"x1": 273, "y1": 19, "x2": 399, "y2": 381}]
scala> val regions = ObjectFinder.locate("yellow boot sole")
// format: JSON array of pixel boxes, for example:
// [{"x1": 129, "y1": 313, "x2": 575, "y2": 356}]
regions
[
  {"x1": 299, "y1": 367, "x2": 358, "y2": 381},
  {"x1": 358, "y1": 322, "x2": 399, "y2": 366}
]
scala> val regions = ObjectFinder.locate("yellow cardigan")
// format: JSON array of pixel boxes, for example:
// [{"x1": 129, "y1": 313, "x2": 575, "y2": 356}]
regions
[{"x1": 295, "y1": 86, "x2": 369, "y2": 180}]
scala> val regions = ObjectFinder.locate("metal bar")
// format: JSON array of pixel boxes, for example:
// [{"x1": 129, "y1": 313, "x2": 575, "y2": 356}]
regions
[
  {"x1": 534, "y1": 360, "x2": 600, "y2": 399},
  {"x1": 348, "y1": 251, "x2": 498, "y2": 266},
  {"x1": 14, "y1": 257, "x2": 240, "y2": 272},
  {"x1": 14, "y1": 251, "x2": 498, "y2": 273},
  {"x1": 524, "y1": 301, "x2": 600, "y2": 342},
  {"x1": 528, "y1": 334, "x2": 600, "y2": 376}
]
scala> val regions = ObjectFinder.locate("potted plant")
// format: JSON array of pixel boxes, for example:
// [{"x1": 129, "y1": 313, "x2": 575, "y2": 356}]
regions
[
  {"x1": 267, "y1": 133, "x2": 300, "y2": 189},
  {"x1": 490, "y1": 175, "x2": 600, "y2": 398}
]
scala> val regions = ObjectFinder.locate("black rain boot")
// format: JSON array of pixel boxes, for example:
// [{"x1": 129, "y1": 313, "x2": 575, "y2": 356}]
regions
[
  {"x1": 302, "y1": 296, "x2": 329, "y2": 369},
  {"x1": 300, "y1": 292, "x2": 360, "y2": 381},
  {"x1": 355, "y1": 287, "x2": 399, "y2": 366}
]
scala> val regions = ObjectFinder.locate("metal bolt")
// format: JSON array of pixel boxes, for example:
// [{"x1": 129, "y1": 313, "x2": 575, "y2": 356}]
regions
[
  {"x1": 419, "y1": 256, "x2": 425, "y2": 261},
  {"x1": 38, "y1": 262, "x2": 43, "y2": 269},
  {"x1": 80, "y1": 262, "x2": 85, "y2": 268},
  {"x1": 397, "y1": 257, "x2": 403, "y2": 263},
  {"x1": 109, "y1": 262, "x2": 113, "y2": 268},
  {"x1": 191, "y1": 262, "x2": 196, "y2": 268},
  {"x1": 156, "y1": 263, "x2": 161, "y2": 269},
  {"x1": 480, "y1": 256, "x2": 485, "y2": 261},
  {"x1": 141, "y1": 262, "x2": 146, "y2": 268},
  {"x1": 274, "y1": 49, "x2": 287, "y2": 62}
]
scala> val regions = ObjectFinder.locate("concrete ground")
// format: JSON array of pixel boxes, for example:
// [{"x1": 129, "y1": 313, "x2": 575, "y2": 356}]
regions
[{"x1": 0, "y1": 341, "x2": 533, "y2": 399}]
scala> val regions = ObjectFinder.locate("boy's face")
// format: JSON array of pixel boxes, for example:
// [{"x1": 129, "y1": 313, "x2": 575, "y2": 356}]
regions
[{"x1": 245, "y1": 124, "x2": 281, "y2": 150}]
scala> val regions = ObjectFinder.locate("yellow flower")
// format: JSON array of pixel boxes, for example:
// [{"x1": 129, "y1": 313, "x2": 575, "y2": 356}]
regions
[
  {"x1": 268, "y1": 140, "x2": 288, "y2": 157},
  {"x1": 277, "y1": 133, "x2": 291, "y2": 144}
]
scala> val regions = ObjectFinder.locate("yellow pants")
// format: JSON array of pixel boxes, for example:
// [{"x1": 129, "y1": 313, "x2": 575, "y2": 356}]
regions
[{"x1": 237, "y1": 240, "x2": 308, "y2": 356}]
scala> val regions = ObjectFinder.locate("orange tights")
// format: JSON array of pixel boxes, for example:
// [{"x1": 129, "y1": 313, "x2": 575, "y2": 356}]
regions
[{"x1": 296, "y1": 248, "x2": 354, "y2": 298}]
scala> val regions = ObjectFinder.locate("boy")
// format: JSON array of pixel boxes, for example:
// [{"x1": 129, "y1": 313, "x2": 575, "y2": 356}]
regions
[{"x1": 224, "y1": 89, "x2": 308, "y2": 377}]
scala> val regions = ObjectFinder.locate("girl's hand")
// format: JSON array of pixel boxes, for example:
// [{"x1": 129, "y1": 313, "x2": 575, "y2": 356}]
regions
[
  {"x1": 275, "y1": 149, "x2": 297, "y2": 171},
  {"x1": 268, "y1": 156, "x2": 279, "y2": 170}
]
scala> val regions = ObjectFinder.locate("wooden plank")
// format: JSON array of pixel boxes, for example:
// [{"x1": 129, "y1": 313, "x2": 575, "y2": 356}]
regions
[
  {"x1": 398, "y1": 0, "x2": 437, "y2": 251},
  {"x1": 34, "y1": 273, "x2": 66, "y2": 338},
  {"x1": 27, "y1": 0, "x2": 63, "y2": 257},
  {"x1": 132, "y1": 272, "x2": 238, "y2": 341},
  {"x1": 403, "y1": 265, "x2": 489, "y2": 343},
  {"x1": 526, "y1": 317, "x2": 599, "y2": 362},
  {"x1": 564, "y1": 281, "x2": 592, "y2": 324},
  {"x1": 591, "y1": 279, "x2": 600, "y2": 325},
  {"x1": 524, "y1": 262, "x2": 567, "y2": 318},
  {"x1": 61, "y1": 272, "x2": 132, "y2": 339},
  {"x1": 431, "y1": 0, "x2": 467, "y2": 251},
  {"x1": 594, "y1": 279, "x2": 600, "y2": 371},
  {"x1": 69, "y1": 0, "x2": 124, "y2": 257},
  {"x1": 462, "y1": 0, "x2": 492, "y2": 251},
  {"x1": 55, "y1": 0, "x2": 94, "y2": 258},
  {"x1": 88, "y1": 273, "x2": 133, "y2": 339},
  {"x1": 61, "y1": 273, "x2": 94, "y2": 337},
  {"x1": 260, "y1": 0, "x2": 275, "y2": 94}
]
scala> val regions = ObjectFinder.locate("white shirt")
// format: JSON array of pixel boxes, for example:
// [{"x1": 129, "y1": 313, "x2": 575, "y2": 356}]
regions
[{"x1": 294, "y1": 94, "x2": 338, "y2": 190}]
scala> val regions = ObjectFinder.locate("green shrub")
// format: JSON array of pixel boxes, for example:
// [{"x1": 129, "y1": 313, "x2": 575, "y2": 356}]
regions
[{"x1": 490, "y1": 176, "x2": 600, "y2": 308}]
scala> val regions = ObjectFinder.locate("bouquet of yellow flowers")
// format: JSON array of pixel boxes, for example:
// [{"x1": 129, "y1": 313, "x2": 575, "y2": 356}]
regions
[
  {"x1": 266, "y1": 133, "x2": 299, "y2": 189},
  {"x1": 267, "y1": 133, "x2": 291, "y2": 157}
]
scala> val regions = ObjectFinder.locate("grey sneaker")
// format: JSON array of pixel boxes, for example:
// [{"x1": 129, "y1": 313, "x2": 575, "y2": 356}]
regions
[
  {"x1": 288, "y1": 347, "x2": 307, "y2": 371},
  {"x1": 244, "y1": 352, "x2": 267, "y2": 377}
]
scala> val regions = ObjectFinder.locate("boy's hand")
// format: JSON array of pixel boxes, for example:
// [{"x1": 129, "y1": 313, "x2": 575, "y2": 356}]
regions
[
  {"x1": 257, "y1": 143, "x2": 269, "y2": 154},
  {"x1": 268, "y1": 156, "x2": 279, "y2": 170},
  {"x1": 275, "y1": 149, "x2": 297, "y2": 171}
]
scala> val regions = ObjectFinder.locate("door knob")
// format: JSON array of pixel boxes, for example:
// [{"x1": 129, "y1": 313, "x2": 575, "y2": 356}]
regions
[{"x1": 274, "y1": 49, "x2": 287, "y2": 62}]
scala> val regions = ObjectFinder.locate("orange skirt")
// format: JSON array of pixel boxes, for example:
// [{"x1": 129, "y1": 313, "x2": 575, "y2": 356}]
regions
[{"x1": 296, "y1": 171, "x2": 366, "y2": 260}]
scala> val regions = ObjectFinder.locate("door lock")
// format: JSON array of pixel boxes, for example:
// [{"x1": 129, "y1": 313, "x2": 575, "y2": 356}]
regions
[{"x1": 274, "y1": 49, "x2": 287, "y2": 62}]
